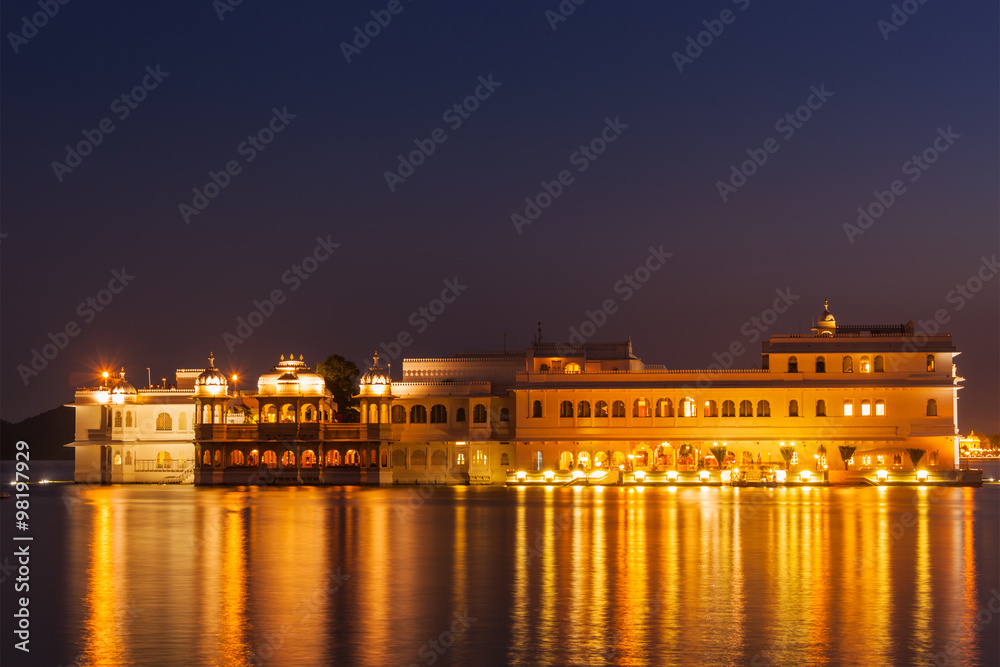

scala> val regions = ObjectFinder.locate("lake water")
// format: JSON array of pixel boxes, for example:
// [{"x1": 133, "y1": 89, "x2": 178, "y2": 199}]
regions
[{"x1": 2, "y1": 483, "x2": 998, "y2": 666}]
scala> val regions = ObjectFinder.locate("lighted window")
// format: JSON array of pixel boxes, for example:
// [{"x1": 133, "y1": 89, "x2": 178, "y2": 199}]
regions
[
  {"x1": 456, "y1": 452, "x2": 466, "y2": 466},
  {"x1": 816, "y1": 399, "x2": 826, "y2": 417},
  {"x1": 875, "y1": 399, "x2": 885, "y2": 416},
  {"x1": 473, "y1": 450, "x2": 486, "y2": 465},
  {"x1": 325, "y1": 450, "x2": 339, "y2": 466},
  {"x1": 114, "y1": 453, "x2": 122, "y2": 465},
  {"x1": 739, "y1": 400, "x2": 752, "y2": 417},
  {"x1": 656, "y1": 398, "x2": 673, "y2": 417},
  {"x1": 926, "y1": 355, "x2": 935, "y2": 372},
  {"x1": 344, "y1": 450, "x2": 360, "y2": 466},
  {"x1": 430, "y1": 404, "x2": 447, "y2": 423},
  {"x1": 788, "y1": 400, "x2": 799, "y2": 417},
  {"x1": 216, "y1": 450, "x2": 223, "y2": 466},
  {"x1": 756, "y1": 400, "x2": 770, "y2": 417},
  {"x1": 790, "y1": 452, "x2": 799, "y2": 465},
  {"x1": 155, "y1": 451, "x2": 172, "y2": 469},
  {"x1": 843, "y1": 356, "x2": 853, "y2": 373},
  {"x1": 114, "y1": 411, "x2": 123, "y2": 427},
  {"x1": 843, "y1": 400, "x2": 853, "y2": 416},
  {"x1": 876, "y1": 454, "x2": 885, "y2": 466},
  {"x1": 203, "y1": 451, "x2": 211, "y2": 466},
  {"x1": 722, "y1": 400, "x2": 736, "y2": 417},
  {"x1": 281, "y1": 451, "x2": 295, "y2": 467},
  {"x1": 564, "y1": 363, "x2": 581, "y2": 374},
  {"x1": 926, "y1": 399, "x2": 937, "y2": 416},
  {"x1": 392, "y1": 405, "x2": 407, "y2": 423},
  {"x1": 704, "y1": 400, "x2": 718, "y2": 417},
  {"x1": 533, "y1": 451, "x2": 543, "y2": 471},
  {"x1": 816, "y1": 357, "x2": 826, "y2": 373},
  {"x1": 612, "y1": 401, "x2": 626, "y2": 418},
  {"x1": 231, "y1": 450, "x2": 245, "y2": 466},
  {"x1": 595, "y1": 401, "x2": 609, "y2": 418},
  {"x1": 874, "y1": 355, "x2": 884, "y2": 372},
  {"x1": 473, "y1": 404, "x2": 487, "y2": 423},
  {"x1": 860, "y1": 356, "x2": 871, "y2": 373},
  {"x1": 410, "y1": 405, "x2": 428, "y2": 423},
  {"x1": 633, "y1": 398, "x2": 651, "y2": 417},
  {"x1": 680, "y1": 398, "x2": 697, "y2": 418},
  {"x1": 500, "y1": 408, "x2": 510, "y2": 422},
  {"x1": 578, "y1": 401, "x2": 591, "y2": 418},
  {"x1": 861, "y1": 399, "x2": 871, "y2": 416},
  {"x1": 532, "y1": 401, "x2": 542, "y2": 418},
  {"x1": 788, "y1": 356, "x2": 798, "y2": 373},
  {"x1": 560, "y1": 401, "x2": 574, "y2": 418}
]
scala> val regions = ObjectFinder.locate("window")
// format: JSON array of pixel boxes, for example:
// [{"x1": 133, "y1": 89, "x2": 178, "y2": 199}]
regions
[
  {"x1": 843, "y1": 400, "x2": 854, "y2": 416},
  {"x1": 756, "y1": 400, "x2": 770, "y2": 417},
  {"x1": 926, "y1": 355, "x2": 935, "y2": 372},
  {"x1": 680, "y1": 398, "x2": 696, "y2": 418},
  {"x1": 431, "y1": 449, "x2": 447, "y2": 466},
  {"x1": 125, "y1": 452, "x2": 132, "y2": 465},
  {"x1": 156, "y1": 412, "x2": 172, "y2": 431},
  {"x1": 843, "y1": 356, "x2": 853, "y2": 373},
  {"x1": 473, "y1": 450, "x2": 486, "y2": 465},
  {"x1": 739, "y1": 400, "x2": 753, "y2": 417},
  {"x1": 926, "y1": 399, "x2": 937, "y2": 416},
  {"x1": 633, "y1": 398, "x2": 651, "y2": 417},
  {"x1": 281, "y1": 451, "x2": 295, "y2": 467},
  {"x1": 392, "y1": 405, "x2": 407, "y2": 423},
  {"x1": 612, "y1": 401, "x2": 625, "y2": 418},
  {"x1": 789, "y1": 400, "x2": 799, "y2": 417},
  {"x1": 430, "y1": 405, "x2": 447, "y2": 423},
  {"x1": 816, "y1": 356, "x2": 826, "y2": 373},
  {"x1": 722, "y1": 400, "x2": 736, "y2": 417},
  {"x1": 533, "y1": 451, "x2": 543, "y2": 471},
  {"x1": 114, "y1": 411, "x2": 122, "y2": 427},
  {"x1": 578, "y1": 401, "x2": 591, "y2": 418},
  {"x1": 114, "y1": 453, "x2": 122, "y2": 465},
  {"x1": 325, "y1": 450, "x2": 340, "y2": 466},
  {"x1": 456, "y1": 452, "x2": 466, "y2": 466},
  {"x1": 560, "y1": 401, "x2": 574, "y2": 418},
  {"x1": 788, "y1": 356, "x2": 798, "y2": 373},
  {"x1": 874, "y1": 355, "x2": 884, "y2": 372},
  {"x1": 704, "y1": 400, "x2": 718, "y2": 417},
  {"x1": 500, "y1": 408, "x2": 510, "y2": 422},
  {"x1": 410, "y1": 449, "x2": 425, "y2": 466},
  {"x1": 125, "y1": 411, "x2": 132, "y2": 427},
  {"x1": 875, "y1": 399, "x2": 885, "y2": 416},
  {"x1": 500, "y1": 453, "x2": 509, "y2": 466},
  {"x1": 816, "y1": 399, "x2": 826, "y2": 417},
  {"x1": 860, "y1": 356, "x2": 871, "y2": 373},
  {"x1": 656, "y1": 398, "x2": 673, "y2": 417},
  {"x1": 392, "y1": 449, "x2": 406, "y2": 467},
  {"x1": 230, "y1": 450, "x2": 245, "y2": 466},
  {"x1": 410, "y1": 405, "x2": 427, "y2": 423},
  {"x1": 565, "y1": 362, "x2": 581, "y2": 374},
  {"x1": 595, "y1": 401, "x2": 608, "y2": 418},
  {"x1": 473, "y1": 404, "x2": 488, "y2": 423},
  {"x1": 456, "y1": 407, "x2": 467, "y2": 423},
  {"x1": 790, "y1": 452, "x2": 799, "y2": 465},
  {"x1": 203, "y1": 451, "x2": 211, "y2": 466},
  {"x1": 532, "y1": 400, "x2": 542, "y2": 418},
  {"x1": 861, "y1": 399, "x2": 871, "y2": 416},
  {"x1": 155, "y1": 451, "x2": 172, "y2": 469}
]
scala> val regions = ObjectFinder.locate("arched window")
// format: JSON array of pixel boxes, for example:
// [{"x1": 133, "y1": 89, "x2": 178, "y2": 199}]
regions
[
  {"x1": 560, "y1": 401, "x2": 574, "y2": 418},
  {"x1": 679, "y1": 398, "x2": 697, "y2": 418},
  {"x1": 816, "y1": 399, "x2": 826, "y2": 417},
  {"x1": 155, "y1": 412, "x2": 172, "y2": 431},
  {"x1": 345, "y1": 450, "x2": 361, "y2": 466},
  {"x1": 926, "y1": 355, "x2": 935, "y2": 372},
  {"x1": 595, "y1": 400, "x2": 608, "y2": 418},
  {"x1": 656, "y1": 398, "x2": 673, "y2": 417},
  {"x1": 756, "y1": 400, "x2": 770, "y2": 417},
  {"x1": 874, "y1": 355, "x2": 884, "y2": 373},
  {"x1": 391, "y1": 449, "x2": 406, "y2": 467},
  {"x1": 473, "y1": 404, "x2": 488, "y2": 423},
  {"x1": 843, "y1": 400, "x2": 854, "y2": 416},
  {"x1": 114, "y1": 453, "x2": 122, "y2": 465},
  {"x1": 125, "y1": 411, "x2": 132, "y2": 427},
  {"x1": 410, "y1": 405, "x2": 427, "y2": 423},
  {"x1": 230, "y1": 450, "x2": 245, "y2": 466},
  {"x1": 114, "y1": 411, "x2": 123, "y2": 427},
  {"x1": 368, "y1": 404, "x2": 378, "y2": 423},
  {"x1": 564, "y1": 362, "x2": 581, "y2": 374},
  {"x1": 559, "y1": 451, "x2": 574, "y2": 470},
  {"x1": 532, "y1": 401, "x2": 542, "y2": 418},
  {"x1": 704, "y1": 400, "x2": 718, "y2": 417},
  {"x1": 281, "y1": 451, "x2": 295, "y2": 467},
  {"x1": 456, "y1": 451, "x2": 466, "y2": 466},
  {"x1": 473, "y1": 449, "x2": 486, "y2": 465},
  {"x1": 155, "y1": 451, "x2": 172, "y2": 468},
  {"x1": 861, "y1": 399, "x2": 871, "y2": 416},
  {"x1": 722, "y1": 400, "x2": 736, "y2": 417},
  {"x1": 500, "y1": 453, "x2": 510, "y2": 466},
  {"x1": 203, "y1": 451, "x2": 211, "y2": 466},
  {"x1": 303, "y1": 407, "x2": 314, "y2": 422},
  {"x1": 430, "y1": 405, "x2": 447, "y2": 423},
  {"x1": 107, "y1": 409, "x2": 112, "y2": 427},
  {"x1": 577, "y1": 401, "x2": 591, "y2": 418},
  {"x1": 842, "y1": 356, "x2": 853, "y2": 373},
  {"x1": 816, "y1": 356, "x2": 826, "y2": 373},
  {"x1": 611, "y1": 401, "x2": 626, "y2": 418},
  {"x1": 263, "y1": 404, "x2": 277, "y2": 423},
  {"x1": 739, "y1": 400, "x2": 753, "y2": 417},
  {"x1": 500, "y1": 408, "x2": 510, "y2": 422},
  {"x1": 428, "y1": 449, "x2": 444, "y2": 466},
  {"x1": 875, "y1": 399, "x2": 885, "y2": 416},
  {"x1": 280, "y1": 404, "x2": 296, "y2": 423},
  {"x1": 926, "y1": 399, "x2": 937, "y2": 416},
  {"x1": 860, "y1": 356, "x2": 871, "y2": 373},
  {"x1": 325, "y1": 450, "x2": 341, "y2": 466},
  {"x1": 301, "y1": 450, "x2": 316, "y2": 468},
  {"x1": 392, "y1": 405, "x2": 406, "y2": 423},
  {"x1": 633, "y1": 398, "x2": 651, "y2": 417},
  {"x1": 533, "y1": 451, "x2": 543, "y2": 471},
  {"x1": 789, "y1": 400, "x2": 799, "y2": 417},
  {"x1": 125, "y1": 451, "x2": 132, "y2": 465},
  {"x1": 788, "y1": 356, "x2": 798, "y2": 373}
]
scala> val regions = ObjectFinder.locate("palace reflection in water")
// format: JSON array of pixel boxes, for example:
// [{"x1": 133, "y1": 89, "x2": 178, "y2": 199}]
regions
[{"x1": 52, "y1": 485, "x2": 999, "y2": 666}]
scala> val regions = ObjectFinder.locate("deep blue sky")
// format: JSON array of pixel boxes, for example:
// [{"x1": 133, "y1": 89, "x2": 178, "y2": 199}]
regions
[{"x1": 2, "y1": 1, "x2": 997, "y2": 432}]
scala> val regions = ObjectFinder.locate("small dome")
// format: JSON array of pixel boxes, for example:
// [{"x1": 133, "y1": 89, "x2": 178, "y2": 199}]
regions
[
  {"x1": 257, "y1": 354, "x2": 327, "y2": 396},
  {"x1": 196, "y1": 353, "x2": 228, "y2": 387},
  {"x1": 360, "y1": 352, "x2": 390, "y2": 386},
  {"x1": 813, "y1": 300, "x2": 836, "y2": 336},
  {"x1": 110, "y1": 368, "x2": 137, "y2": 395}
]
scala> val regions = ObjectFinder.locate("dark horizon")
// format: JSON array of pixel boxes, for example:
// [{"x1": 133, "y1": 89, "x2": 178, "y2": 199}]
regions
[{"x1": 2, "y1": 1, "x2": 997, "y2": 432}]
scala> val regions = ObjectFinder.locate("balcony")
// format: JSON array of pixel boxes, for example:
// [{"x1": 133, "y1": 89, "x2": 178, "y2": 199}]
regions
[{"x1": 194, "y1": 422, "x2": 396, "y2": 442}]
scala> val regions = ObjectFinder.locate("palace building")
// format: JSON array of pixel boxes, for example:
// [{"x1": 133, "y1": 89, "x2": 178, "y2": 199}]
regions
[{"x1": 66, "y1": 302, "x2": 965, "y2": 485}]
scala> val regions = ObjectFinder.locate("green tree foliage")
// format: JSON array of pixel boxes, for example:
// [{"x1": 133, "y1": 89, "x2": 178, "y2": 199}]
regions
[
  {"x1": 317, "y1": 354, "x2": 360, "y2": 423},
  {"x1": 839, "y1": 445, "x2": 856, "y2": 470}
]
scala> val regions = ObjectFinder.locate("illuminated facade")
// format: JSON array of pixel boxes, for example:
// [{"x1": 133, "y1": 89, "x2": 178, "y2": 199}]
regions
[{"x1": 68, "y1": 303, "x2": 964, "y2": 485}]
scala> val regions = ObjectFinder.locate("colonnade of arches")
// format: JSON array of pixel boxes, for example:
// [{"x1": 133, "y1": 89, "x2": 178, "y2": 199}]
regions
[{"x1": 198, "y1": 443, "x2": 386, "y2": 469}]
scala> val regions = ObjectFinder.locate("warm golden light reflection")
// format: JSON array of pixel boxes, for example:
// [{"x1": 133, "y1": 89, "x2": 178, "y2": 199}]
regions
[{"x1": 80, "y1": 493, "x2": 128, "y2": 666}]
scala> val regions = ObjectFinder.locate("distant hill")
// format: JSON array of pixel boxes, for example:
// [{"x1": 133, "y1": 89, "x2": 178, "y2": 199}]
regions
[{"x1": 1, "y1": 406, "x2": 75, "y2": 460}]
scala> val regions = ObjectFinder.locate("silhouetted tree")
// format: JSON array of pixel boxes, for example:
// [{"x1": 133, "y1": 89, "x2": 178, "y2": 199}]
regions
[
  {"x1": 906, "y1": 447, "x2": 926, "y2": 469},
  {"x1": 779, "y1": 444, "x2": 795, "y2": 469},
  {"x1": 710, "y1": 445, "x2": 728, "y2": 470},
  {"x1": 317, "y1": 354, "x2": 360, "y2": 422},
  {"x1": 839, "y1": 445, "x2": 856, "y2": 470}
]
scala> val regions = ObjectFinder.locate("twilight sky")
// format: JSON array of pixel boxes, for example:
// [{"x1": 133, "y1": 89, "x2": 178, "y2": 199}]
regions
[{"x1": 2, "y1": 1, "x2": 997, "y2": 432}]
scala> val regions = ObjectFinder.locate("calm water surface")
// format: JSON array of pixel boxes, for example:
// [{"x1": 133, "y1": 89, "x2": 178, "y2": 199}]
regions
[{"x1": 2, "y1": 484, "x2": 998, "y2": 666}]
